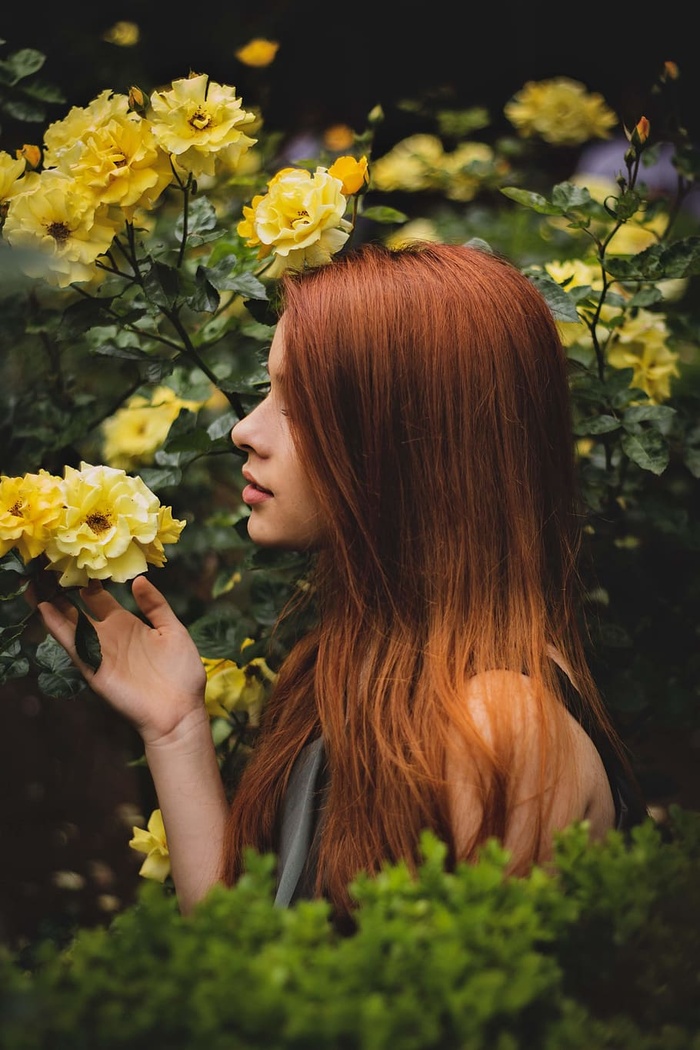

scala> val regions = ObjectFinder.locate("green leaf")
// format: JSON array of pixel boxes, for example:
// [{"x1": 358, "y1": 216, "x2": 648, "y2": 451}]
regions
[
  {"x1": 75, "y1": 610, "x2": 102, "y2": 671},
  {"x1": 574, "y1": 414, "x2": 620, "y2": 435},
  {"x1": 500, "y1": 187, "x2": 563, "y2": 215},
  {"x1": 526, "y1": 272, "x2": 581, "y2": 322},
  {"x1": 35, "y1": 636, "x2": 86, "y2": 699},
  {"x1": 1, "y1": 48, "x2": 45, "y2": 84},
  {"x1": 604, "y1": 236, "x2": 700, "y2": 280},
  {"x1": 360, "y1": 205, "x2": 410, "y2": 224},
  {"x1": 620, "y1": 428, "x2": 669, "y2": 474}
]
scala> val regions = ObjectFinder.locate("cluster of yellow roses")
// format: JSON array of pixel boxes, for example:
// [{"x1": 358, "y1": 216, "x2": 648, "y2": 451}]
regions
[
  {"x1": 0, "y1": 462, "x2": 185, "y2": 588},
  {"x1": 0, "y1": 69, "x2": 369, "y2": 288}
]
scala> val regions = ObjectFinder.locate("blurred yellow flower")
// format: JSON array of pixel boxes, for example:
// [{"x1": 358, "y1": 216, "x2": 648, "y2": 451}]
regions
[
  {"x1": 504, "y1": 77, "x2": 618, "y2": 146},
  {"x1": 371, "y1": 135, "x2": 500, "y2": 200},
  {"x1": 328, "y1": 154, "x2": 369, "y2": 195},
  {"x1": 607, "y1": 309, "x2": 680, "y2": 402},
  {"x1": 102, "y1": 385, "x2": 204, "y2": 470},
  {"x1": 542, "y1": 257, "x2": 626, "y2": 349},
  {"x1": 238, "y1": 165, "x2": 352, "y2": 276},
  {"x1": 129, "y1": 809, "x2": 170, "y2": 882},
  {"x1": 202, "y1": 647, "x2": 276, "y2": 725},
  {"x1": 0, "y1": 470, "x2": 63, "y2": 561},
  {"x1": 323, "y1": 124, "x2": 355, "y2": 152},
  {"x1": 3, "y1": 170, "x2": 121, "y2": 287},
  {"x1": 102, "y1": 21, "x2": 140, "y2": 47},
  {"x1": 0, "y1": 152, "x2": 27, "y2": 207},
  {"x1": 234, "y1": 38, "x2": 279, "y2": 67},
  {"x1": 385, "y1": 218, "x2": 441, "y2": 249},
  {"x1": 42, "y1": 462, "x2": 186, "y2": 587},
  {"x1": 371, "y1": 134, "x2": 444, "y2": 192},
  {"x1": 148, "y1": 73, "x2": 257, "y2": 178}
]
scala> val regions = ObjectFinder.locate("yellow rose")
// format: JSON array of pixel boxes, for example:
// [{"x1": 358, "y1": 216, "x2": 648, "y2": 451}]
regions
[
  {"x1": 148, "y1": 73, "x2": 257, "y2": 178},
  {"x1": 0, "y1": 470, "x2": 63, "y2": 562},
  {"x1": 48, "y1": 112, "x2": 174, "y2": 219},
  {"x1": 327, "y1": 155, "x2": 369, "y2": 196},
  {"x1": 43, "y1": 90, "x2": 131, "y2": 168},
  {"x1": 3, "y1": 170, "x2": 122, "y2": 287},
  {"x1": 42, "y1": 462, "x2": 186, "y2": 587},
  {"x1": 202, "y1": 649, "x2": 276, "y2": 725},
  {"x1": 129, "y1": 809, "x2": 170, "y2": 882},
  {"x1": 102, "y1": 386, "x2": 204, "y2": 470},
  {"x1": 237, "y1": 166, "x2": 352, "y2": 276},
  {"x1": 234, "y1": 38, "x2": 280, "y2": 68},
  {"x1": 371, "y1": 134, "x2": 444, "y2": 192},
  {"x1": 504, "y1": 77, "x2": 618, "y2": 146},
  {"x1": 607, "y1": 309, "x2": 680, "y2": 402}
]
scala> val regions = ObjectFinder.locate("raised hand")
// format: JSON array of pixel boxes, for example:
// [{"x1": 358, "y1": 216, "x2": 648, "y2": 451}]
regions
[{"x1": 36, "y1": 574, "x2": 207, "y2": 746}]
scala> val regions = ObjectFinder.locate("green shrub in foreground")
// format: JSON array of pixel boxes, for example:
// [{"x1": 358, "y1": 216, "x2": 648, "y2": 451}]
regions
[{"x1": 1, "y1": 808, "x2": 699, "y2": 1050}]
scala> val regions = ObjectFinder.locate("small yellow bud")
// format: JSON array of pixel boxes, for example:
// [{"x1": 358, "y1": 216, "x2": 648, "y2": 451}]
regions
[
  {"x1": 16, "y1": 143, "x2": 41, "y2": 169},
  {"x1": 128, "y1": 86, "x2": 146, "y2": 114}
]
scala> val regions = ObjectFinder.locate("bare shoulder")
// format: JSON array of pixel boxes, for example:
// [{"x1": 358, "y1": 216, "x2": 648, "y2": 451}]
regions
[{"x1": 448, "y1": 669, "x2": 616, "y2": 859}]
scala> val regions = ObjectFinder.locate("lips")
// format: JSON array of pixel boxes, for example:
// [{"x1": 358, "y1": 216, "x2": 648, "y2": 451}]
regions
[{"x1": 241, "y1": 468, "x2": 273, "y2": 505}]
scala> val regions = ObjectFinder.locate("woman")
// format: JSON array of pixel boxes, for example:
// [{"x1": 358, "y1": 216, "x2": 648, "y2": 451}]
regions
[{"x1": 37, "y1": 241, "x2": 646, "y2": 922}]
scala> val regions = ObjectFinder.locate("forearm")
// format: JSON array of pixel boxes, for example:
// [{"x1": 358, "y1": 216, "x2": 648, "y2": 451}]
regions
[{"x1": 143, "y1": 709, "x2": 230, "y2": 914}]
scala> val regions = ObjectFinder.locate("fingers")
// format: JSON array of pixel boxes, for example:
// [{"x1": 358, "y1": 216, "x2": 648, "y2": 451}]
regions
[
  {"x1": 37, "y1": 598, "x2": 81, "y2": 655},
  {"x1": 130, "y1": 574, "x2": 182, "y2": 632}
]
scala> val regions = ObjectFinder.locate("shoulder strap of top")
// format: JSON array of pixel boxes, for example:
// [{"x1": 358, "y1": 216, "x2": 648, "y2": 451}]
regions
[{"x1": 274, "y1": 737, "x2": 326, "y2": 907}]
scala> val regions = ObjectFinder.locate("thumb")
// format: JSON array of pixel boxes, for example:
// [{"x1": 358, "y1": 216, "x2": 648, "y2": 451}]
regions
[{"x1": 131, "y1": 574, "x2": 183, "y2": 632}]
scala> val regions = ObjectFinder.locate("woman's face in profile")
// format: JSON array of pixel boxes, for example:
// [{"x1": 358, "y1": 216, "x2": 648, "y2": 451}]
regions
[{"x1": 230, "y1": 320, "x2": 324, "y2": 551}]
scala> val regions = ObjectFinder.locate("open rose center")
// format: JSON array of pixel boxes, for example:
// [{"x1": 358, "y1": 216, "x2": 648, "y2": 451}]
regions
[
  {"x1": 86, "y1": 511, "x2": 112, "y2": 534},
  {"x1": 46, "y1": 222, "x2": 71, "y2": 244}
]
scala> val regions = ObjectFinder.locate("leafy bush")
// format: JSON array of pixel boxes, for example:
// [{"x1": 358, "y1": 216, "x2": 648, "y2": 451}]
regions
[{"x1": 1, "y1": 808, "x2": 699, "y2": 1049}]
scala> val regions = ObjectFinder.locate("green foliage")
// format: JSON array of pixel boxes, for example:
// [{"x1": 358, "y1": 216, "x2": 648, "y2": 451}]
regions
[{"x1": 1, "y1": 810, "x2": 698, "y2": 1049}]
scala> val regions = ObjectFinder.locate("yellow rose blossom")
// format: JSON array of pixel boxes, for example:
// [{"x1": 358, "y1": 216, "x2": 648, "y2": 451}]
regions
[
  {"x1": 49, "y1": 113, "x2": 174, "y2": 219},
  {"x1": 607, "y1": 309, "x2": 680, "y2": 402},
  {"x1": 371, "y1": 134, "x2": 445, "y2": 192},
  {"x1": 202, "y1": 647, "x2": 276, "y2": 726},
  {"x1": 42, "y1": 462, "x2": 186, "y2": 587},
  {"x1": 3, "y1": 169, "x2": 122, "y2": 287},
  {"x1": 148, "y1": 73, "x2": 257, "y2": 178},
  {"x1": 504, "y1": 77, "x2": 618, "y2": 146},
  {"x1": 43, "y1": 90, "x2": 132, "y2": 168},
  {"x1": 102, "y1": 385, "x2": 204, "y2": 470},
  {"x1": 234, "y1": 38, "x2": 279, "y2": 68},
  {"x1": 238, "y1": 165, "x2": 352, "y2": 276},
  {"x1": 0, "y1": 470, "x2": 64, "y2": 562},
  {"x1": 129, "y1": 809, "x2": 170, "y2": 882},
  {"x1": 327, "y1": 155, "x2": 369, "y2": 195}
]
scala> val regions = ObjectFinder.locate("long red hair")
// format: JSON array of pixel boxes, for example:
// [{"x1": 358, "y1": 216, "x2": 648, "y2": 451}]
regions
[{"x1": 222, "y1": 241, "x2": 630, "y2": 916}]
